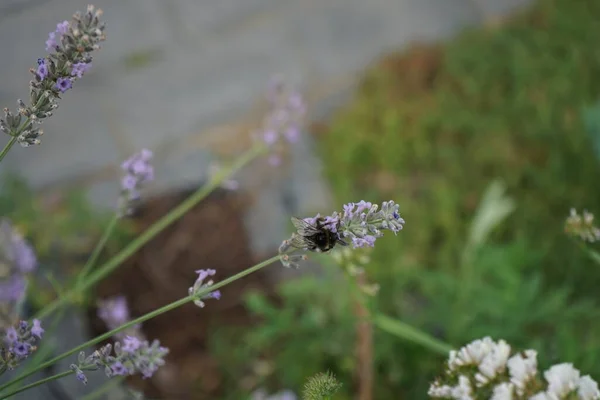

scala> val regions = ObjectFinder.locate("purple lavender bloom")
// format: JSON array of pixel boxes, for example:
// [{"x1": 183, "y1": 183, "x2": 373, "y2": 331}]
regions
[
  {"x1": 45, "y1": 31, "x2": 57, "y2": 51},
  {"x1": 5, "y1": 327, "x2": 18, "y2": 344},
  {"x1": 122, "y1": 335, "x2": 142, "y2": 354},
  {"x1": 336, "y1": 200, "x2": 404, "y2": 248},
  {"x1": 75, "y1": 336, "x2": 169, "y2": 382},
  {"x1": 12, "y1": 341, "x2": 31, "y2": 358},
  {"x1": 118, "y1": 149, "x2": 154, "y2": 216},
  {"x1": 55, "y1": 20, "x2": 70, "y2": 35},
  {"x1": 98, "y1": 296, "x2": 131, "y2": 331},
  {"x1": 121, "y1": 174, "x2": 137, "y2": 191},
  {"x1": 36, "y1": 58, "x2": 48, "y2": 80},
  {"x1": 97, "y1": 296, "x2": 141, "y2": 339},
  {"x1": 284, "y1": 125, "x2": 300, "y2": 143},
  {"x1": 110, "y1": 361, "x2": 129, "y2": 376},
  {"x1": 279, "y1": 200, "x2": 405, "y2": 267},
  {"x1": 13, "y1": 238, "x2": 37, "y2": 274},
  {"x1": 55, "y1": 77, "x2": 73, "y2": 93},
  {"x1": 258, "y1": 79, "x2": 306, "y2": 163},
  {"x1": 263, "y1": 130, "x2": 278, "y2": 146},
  {"x1": 31, "y1": 319, "x2": 44, "y2": 339},
  {"x1": 71, "y1": 62, "x2": 92, "y2": 78},
  {"x1": 188, "y1": 269, "x2": 221, "y2": 308}
]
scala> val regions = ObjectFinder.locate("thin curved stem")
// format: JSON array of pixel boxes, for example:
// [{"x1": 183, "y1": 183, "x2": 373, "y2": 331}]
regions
[
  {"x1": 0, "y1": 136, "x2": 18, "y2": 163},
  {"x1": 34, "y1": 143, "x2": 267, "y2": 320},
  {"x1": 75, "y1": 214, "x2": 119, "y2": 290},
  {"x1": 1, "y1": 370, "x2": 73, "y2": 399}
]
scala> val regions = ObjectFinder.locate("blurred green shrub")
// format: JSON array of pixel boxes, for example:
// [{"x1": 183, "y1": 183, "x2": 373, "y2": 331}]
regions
[{"x1": 212, "y1": 0, "x2": 600, "y2": 397}]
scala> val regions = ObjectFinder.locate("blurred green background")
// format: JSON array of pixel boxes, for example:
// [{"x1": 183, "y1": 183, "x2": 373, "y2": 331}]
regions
[
  {"x1": 4, "y1": 0, "x2": 600, "y2": 398},
  {"x1": 212, "y1": 0, "x2": 600, "y2": 398}
]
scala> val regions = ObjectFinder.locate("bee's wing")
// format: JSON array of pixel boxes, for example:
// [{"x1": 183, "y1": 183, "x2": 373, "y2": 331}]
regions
[
  {"x1": 290, "y1": 216, "x2": 320, "y2": 236},
  {"x1": 288, "y1": 232, "x2": 314, "y2": 250}
]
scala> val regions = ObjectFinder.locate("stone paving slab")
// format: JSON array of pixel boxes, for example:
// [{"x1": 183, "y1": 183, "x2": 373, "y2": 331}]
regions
[{"x1": 0, "y1": 0, "x2": 534, "y2": 195}]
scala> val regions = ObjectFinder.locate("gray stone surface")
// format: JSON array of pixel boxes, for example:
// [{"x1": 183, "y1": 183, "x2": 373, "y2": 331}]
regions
[{"x1": 0, "y1": 0, "x2": 534, "y2": 398}]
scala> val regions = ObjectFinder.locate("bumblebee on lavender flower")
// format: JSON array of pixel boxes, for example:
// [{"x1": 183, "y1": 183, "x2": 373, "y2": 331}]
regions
[
  {"x1": 279, "y1": 201, "x2": 404, "y2": 268},
  {"x1": 289, "y1": 216, "x2": 348, "y2": 253}
]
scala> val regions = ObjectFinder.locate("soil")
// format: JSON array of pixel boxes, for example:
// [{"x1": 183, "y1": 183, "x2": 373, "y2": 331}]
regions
[{"x1": 86, "y1": 185, "x2": 278, "y2": 400}]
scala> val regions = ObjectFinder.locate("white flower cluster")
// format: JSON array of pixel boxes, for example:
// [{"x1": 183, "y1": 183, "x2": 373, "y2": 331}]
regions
[
  {"x1": 429, "y1": 337, "x2": 600, "y2": 400},
  {"x1": 565, "y1": 208, "x2": 600, "y2": 243}
]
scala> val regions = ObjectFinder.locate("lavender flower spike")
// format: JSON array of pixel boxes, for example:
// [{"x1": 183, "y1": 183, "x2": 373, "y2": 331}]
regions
[
  {"x1": 1, "y1": 319, "x2": 44, "y2": 370},
  {"x1": 72, "y1": 336, "x2": 169, "y2": 384},
  {"x1": 1, "y1": 5, "x2": 106, "y2": 147},
  {"x1": 188, "y1": 269, "x2": 221, "y2": 308},
  {"x1": 117, "y1": 149, "x2": 154, "y2": 217},
  {"x1": 278, "y1": 200, "x2": 404, "y2": 268}
]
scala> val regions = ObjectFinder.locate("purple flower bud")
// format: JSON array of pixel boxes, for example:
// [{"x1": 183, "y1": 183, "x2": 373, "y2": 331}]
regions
[
  {"x1": 45, "y1": 32, "x2": 57, "y2": 52},
  {"x1": 36, "y1": 59, "x2": 48, "y2": 80},
  {"x1": 31, "y1": 319, "x2": 44, "y2": 339},
  {"x1": 72, "y1": 366, "x2": 88, "y2": 385}
]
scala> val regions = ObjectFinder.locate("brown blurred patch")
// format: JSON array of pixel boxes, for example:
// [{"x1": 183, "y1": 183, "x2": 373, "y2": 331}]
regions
[{"x1": 87, "y1": 186, "x2": 278, "y2": 399}]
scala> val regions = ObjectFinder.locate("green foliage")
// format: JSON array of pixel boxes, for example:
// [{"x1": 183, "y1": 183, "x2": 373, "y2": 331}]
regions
[{"x1": 0, "y1": 174, "x2": 133, "y2": 309}]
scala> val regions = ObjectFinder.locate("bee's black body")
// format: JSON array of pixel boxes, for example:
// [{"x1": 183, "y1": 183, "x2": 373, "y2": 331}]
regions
[{"x1": 289, "y1": 217, "x2": 348, "y2": 253}]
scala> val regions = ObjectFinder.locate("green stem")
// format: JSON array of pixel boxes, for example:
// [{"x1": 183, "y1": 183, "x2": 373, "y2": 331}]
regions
[
  {"x1": 0, "y1": 254, "x2": 280, "y2": 394},
  {"x1": 76, "y1": 214, "x2": 119, "y2": 290},
  {"x1": 373, "y1": 314, "x2": 452, "y2": 355},
  {"x1": 1, "y1": 370, "x2": 73, "y2": 399},
  {"x1": 80, "y1": 376, "x2": 125, "y2": 400},
  {"x1": 0, "y1": 136, "x2": 18, "y2": 163},
  {"x1": 34, "y1": 143, "x2": 267, "y2": 320}
]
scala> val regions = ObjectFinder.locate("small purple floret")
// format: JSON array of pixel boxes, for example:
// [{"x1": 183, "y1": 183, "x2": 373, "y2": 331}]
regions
[
  {"x1": 31, "y1": 319, "x2": 44, "y2": 339},
  {"x1": 55, "y1": 77, "x2": 73, "y2": 93}
]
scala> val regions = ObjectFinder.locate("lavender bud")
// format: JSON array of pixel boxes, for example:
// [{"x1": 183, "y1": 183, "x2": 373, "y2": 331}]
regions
[
  {"x1": 117, "y1": 149, "x2": 154, "y2": 217},
  {"x1": 70, "y1": 364, "x2": 88, "y2": 385},
  {"x1": 188, "y1": 269, "x2": 221, "y2": 308}
]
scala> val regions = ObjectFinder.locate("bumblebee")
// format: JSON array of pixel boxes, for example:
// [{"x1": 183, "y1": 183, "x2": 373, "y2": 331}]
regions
[{"x1": 289, "y1": 216, "x2": 348, "y2": 253}]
